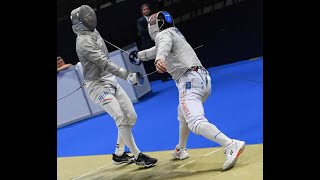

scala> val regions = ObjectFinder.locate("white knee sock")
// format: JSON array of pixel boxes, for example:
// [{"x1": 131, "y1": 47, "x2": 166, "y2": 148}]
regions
[
  {"x1": 178, "y1": 122, "x2": 190, "y2": 149},
  {"x1": 115, "y1": 131, "x2": 125, "y2": 156},
  {"x1": 197, "y1": 122, "x2": 232, "y2": 147},
  {"x1": 118, "y1": 125, "x2": 141, "y2": 159}
]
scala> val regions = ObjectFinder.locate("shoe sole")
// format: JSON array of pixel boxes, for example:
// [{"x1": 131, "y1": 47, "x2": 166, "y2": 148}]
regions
[
  {"x1": 172, "y1": 152, "x2": 190, "y2": 160},
  {"x1": 172, "y1": 150, "x2": 190, "y2": 160},
  {"x1": 112, "y1": 158, "x2": 135, "y2": 165},
  {"x1": 135, "y1": 160, "x2": 158, "y2": 168},
  {"x1": 222, "y1": 141, "x2": 245, "y2": 171},
  {"x1": 179, "y1": 155, "x2": 190, "y2": 160}
]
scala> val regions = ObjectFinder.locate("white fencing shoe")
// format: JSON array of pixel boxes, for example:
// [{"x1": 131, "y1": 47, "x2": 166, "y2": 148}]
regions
[
  {"x1": 172, "y1": 145, "x2": 190, "y2": 160},
  {"x1": 222, "y1": 139, "x2": 245, "y2": 171}
]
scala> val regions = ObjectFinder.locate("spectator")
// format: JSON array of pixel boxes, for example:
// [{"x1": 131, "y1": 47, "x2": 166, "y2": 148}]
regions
[
  {"x1": 137, "y1": 3, "x2": 154, "y2": 51},
  {"x1": 57, "y1": 56, "x2": 73, "y2": 72},
  {"x1": 136, "y1": 3, "x2": 171, "y2": 82}
]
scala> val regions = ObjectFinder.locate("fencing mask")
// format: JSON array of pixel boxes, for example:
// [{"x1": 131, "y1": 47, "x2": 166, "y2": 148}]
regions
[
  {"x1": 70, "y1": 5, "x2": 97, "y2": 31},
  {"x1": 148, "y1": 11, "x2": 174, "y2": 40}
]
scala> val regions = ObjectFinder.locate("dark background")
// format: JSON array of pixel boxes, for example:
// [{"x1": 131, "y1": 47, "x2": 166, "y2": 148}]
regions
[{"x1": 57, "y1": 0, "x2": 262, "y2": 81}]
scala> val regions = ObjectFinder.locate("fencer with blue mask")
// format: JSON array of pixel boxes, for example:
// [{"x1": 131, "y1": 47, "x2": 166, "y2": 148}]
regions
[{"x1": 129, "y1": 11, "x2": 245, "y2": 171}]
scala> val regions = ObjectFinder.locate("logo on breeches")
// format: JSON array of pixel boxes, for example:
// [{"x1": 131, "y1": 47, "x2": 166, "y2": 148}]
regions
[{"x1": 179, "y1": 90, "x2": 190, "y2": 117}]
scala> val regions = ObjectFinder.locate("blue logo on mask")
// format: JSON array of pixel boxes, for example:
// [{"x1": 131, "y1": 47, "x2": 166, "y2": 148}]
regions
[{"x1": 162, "y1": 11, "x2": 172, "y2": 23}]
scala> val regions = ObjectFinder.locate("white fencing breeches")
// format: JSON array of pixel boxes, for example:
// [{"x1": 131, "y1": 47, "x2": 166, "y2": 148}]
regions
[
  {"x1": 176, "y1": 68, "x2": 211, "y2": 134},
  {"x1": 85, "y1": 80, "x2": 137, "y2": 127}
]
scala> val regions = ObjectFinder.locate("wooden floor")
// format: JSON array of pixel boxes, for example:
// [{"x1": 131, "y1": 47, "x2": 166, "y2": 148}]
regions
[{"x1": 58, "y1": 144, "x2": 262, "y2": 180}]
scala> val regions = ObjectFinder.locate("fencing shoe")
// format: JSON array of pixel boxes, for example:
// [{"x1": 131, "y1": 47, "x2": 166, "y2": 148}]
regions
[
  {"x1": 222, "y1": 139, "x2": 245, "y2": 171},
  {"x1": 134, "y1": 153, "x2": 157, "y2": 168},
  {"x1": 172, "y1": 145, "x2": 190, "y2": 160},
  {"x1": 112, "y1": 152, "x2": 135, "y2": 165}
]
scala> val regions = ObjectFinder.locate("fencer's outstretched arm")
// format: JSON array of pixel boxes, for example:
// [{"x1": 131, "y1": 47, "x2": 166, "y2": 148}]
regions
[
  {"x1": 137, "y1": 46, "x2": 157, "y2": 61},
  {"x1": 79, "y1": 40, "x2": 131, "y2": 80}
]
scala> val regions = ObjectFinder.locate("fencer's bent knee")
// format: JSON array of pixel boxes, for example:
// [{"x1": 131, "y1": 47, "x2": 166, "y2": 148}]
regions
[
  {"x1": 186, "y1": 115, "x2": 208, "y2": 135},
  {"x1": 115, "y1": 112, "x2": 137, "y2": 127},
  {"x1": 127, "y1": 111, "x2": 137, "y2": 124},
  {"x1": 114, "y1": 114, "x2": 125, "y2": 125},
  {"x1": 188, "y1": 123, "x2": 197, "y2": 134}
]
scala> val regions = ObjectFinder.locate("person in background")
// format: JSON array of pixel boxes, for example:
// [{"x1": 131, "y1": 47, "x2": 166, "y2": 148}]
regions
[
  {"x1": 57, "y1": 56, "x2": 73, "y2": 72},
  {"x1": 137, "y1": 3, "x2": 171, "y2": 82}
]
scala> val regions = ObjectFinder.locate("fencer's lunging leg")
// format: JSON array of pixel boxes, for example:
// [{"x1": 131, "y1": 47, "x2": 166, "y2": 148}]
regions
[
  {"x1": 178, "y1": 71, "x2": 232, "y2": 147},
  {"x1": 196, "y1": 122, "x2": 232, "y2": 147},
  {"x1": 184, "y1": 90, "x2": 232, "y2": 147}
]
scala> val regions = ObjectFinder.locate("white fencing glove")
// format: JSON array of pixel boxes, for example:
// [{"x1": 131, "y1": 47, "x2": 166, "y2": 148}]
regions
[{"x1": 126, "y1": 72, "x2": 144, "y2": 86}]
